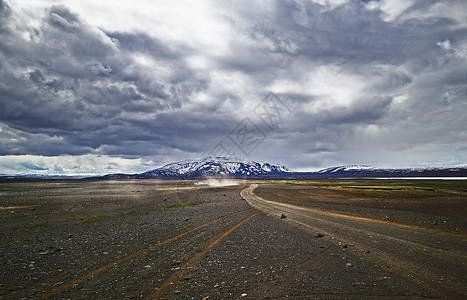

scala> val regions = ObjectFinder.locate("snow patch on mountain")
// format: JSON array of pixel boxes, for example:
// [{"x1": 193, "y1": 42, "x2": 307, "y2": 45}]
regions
[{"x1": 317, "y1": 165, "x2": 375, "y2": 173}]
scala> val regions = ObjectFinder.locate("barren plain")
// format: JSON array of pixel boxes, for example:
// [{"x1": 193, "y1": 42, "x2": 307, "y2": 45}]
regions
[{"x1": 0, "y1": 179, "x2": 466, "y2": 299}]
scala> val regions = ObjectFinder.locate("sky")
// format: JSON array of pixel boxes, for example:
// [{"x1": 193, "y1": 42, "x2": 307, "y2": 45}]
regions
[{"x1": 0, "y1": 0, "x2": 466, "y2": 175}]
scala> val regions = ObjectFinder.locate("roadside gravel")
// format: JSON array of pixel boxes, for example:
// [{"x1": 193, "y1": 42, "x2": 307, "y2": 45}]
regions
[{"x1": 255, "y1": 183, "x2": 467, "y2": 233}]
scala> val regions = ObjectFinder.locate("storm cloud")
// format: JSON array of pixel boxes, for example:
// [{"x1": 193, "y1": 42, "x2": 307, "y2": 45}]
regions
[{"x1": 0, "y1": 0, "x2": 466, "y2": 174}]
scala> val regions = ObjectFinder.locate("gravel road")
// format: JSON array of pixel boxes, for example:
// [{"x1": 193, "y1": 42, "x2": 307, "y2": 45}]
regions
[
  {"x1": 243, "y1": 183, "x2": 467, "y2": 299},
  {"x1": 0, "y1": 180, "x2": 446, "y2": 299}
]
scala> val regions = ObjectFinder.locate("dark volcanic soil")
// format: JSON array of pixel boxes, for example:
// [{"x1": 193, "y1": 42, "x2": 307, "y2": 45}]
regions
[
  {"x1": 254, "y1": 181, "x2": 467, "y2": 234},
  {"x1": 0, "y1": 179, "x2": 449, "y2": 299}
]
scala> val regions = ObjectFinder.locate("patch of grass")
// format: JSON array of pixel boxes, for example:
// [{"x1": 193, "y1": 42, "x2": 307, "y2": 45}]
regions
[
  {"x1": 80, "y1": 214, "x2": 109, "y2": 223},
  {"x1": 164, "y1": 201, "x2": 201, "y2": 209},
  {"x1": 25, "y1": 222, "x2": 51, "y2": 230},
  {"x1": 153, "y1": 207, "x2": 161, "y2": 211},
  {"x1": 346, "y1": 185, "x2": 404, "y2": 190},
  {"x1": 271, "y1": 180, "x2": 324, "y2": 187},
  {"x1": 345, "y1": 185, "x2": 435, "y2": 191},
  {"x1": 272, "y1": 180, "x2": 300, "y2": 185},
  {"x1": 270, "y1": 179, "x2": 466, "y2": 194},
  {"x1": 126, "y1": 211, "x2": 138, "y2": 214}
]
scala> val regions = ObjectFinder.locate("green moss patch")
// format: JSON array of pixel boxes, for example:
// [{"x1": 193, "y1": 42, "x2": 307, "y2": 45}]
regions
[
  {"x1": 345, "y1": 185, "x2": 434, "y2": 191},
  {"x1": 25, "y1": 222, "x2": 51, "y2": 230},
  {"x1": 164, "y1": 201, "x2": 201, "y2": 209},
  {"x1": 80, "y1": 214, "x2": 109, "y2": 223}
]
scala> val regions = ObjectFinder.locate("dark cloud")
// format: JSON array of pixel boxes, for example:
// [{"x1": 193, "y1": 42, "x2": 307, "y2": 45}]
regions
[
  {"x1": 0, "y1": 3, "x2": 208, "y2": 158},
  {"x1": 318, "y1": 96, "x2": 394, "y2": 125},
  {"x1": 48, "y1": 5, "x2": 82, "y2": 33},
  {"x1": 1, "y1": 0, "x2": 466, "y2": 173},
  {"x1": 0, "y1": 0, "x2": 11, "y2": 17},
  {"x1": 107, "y1": 32, "x2": 186, "y2": 60}
]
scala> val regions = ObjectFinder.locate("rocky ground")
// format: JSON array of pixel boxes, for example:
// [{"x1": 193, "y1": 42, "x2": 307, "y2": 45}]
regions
[
  {"x1": 254, "y1": 181, "x2": 467, "y2": 234},
  {"x1": 0, "y1": 179, "x2": 463, "y2": 299}
]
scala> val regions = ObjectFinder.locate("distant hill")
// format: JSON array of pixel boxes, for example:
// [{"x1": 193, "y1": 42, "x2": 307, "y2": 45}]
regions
[
  {"x1": 0, "y1": 174, "x2": 86, "y2": 179},
  {"x1": 291, "y1": 165, "x2": 467, "y2": 179}
]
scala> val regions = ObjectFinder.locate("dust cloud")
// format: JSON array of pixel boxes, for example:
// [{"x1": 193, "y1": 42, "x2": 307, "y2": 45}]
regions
[{"x1": 195, "y1": 179, "x2": 238, "y2": 187}]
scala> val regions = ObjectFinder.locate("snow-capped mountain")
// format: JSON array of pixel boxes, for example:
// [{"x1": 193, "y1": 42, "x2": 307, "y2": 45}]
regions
[
  {"x1": 310, "y1": 164, "x2": 467, "y2": 178},
  {"x1": 317, "y1": 165, "x2": 376, "y2": 174},
  {"x1": 134, "y1": 156, "x2": 292, "y2": 179}
]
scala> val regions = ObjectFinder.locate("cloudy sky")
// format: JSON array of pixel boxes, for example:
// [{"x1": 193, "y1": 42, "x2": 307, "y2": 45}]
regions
[{"x1": 0, "y1": 0, "x2": 466, "y2": 175}]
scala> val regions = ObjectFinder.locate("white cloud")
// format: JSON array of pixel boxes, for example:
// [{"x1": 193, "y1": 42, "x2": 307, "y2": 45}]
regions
[
  {"x1": 309, "y1": 0, "x2": 349, "y2": 11},
  {"x1": 437, "y1": 40, "x2": 451, "y2": 50},
  {"x1": 0, "y1": 154, "x2": 154, "y2": 175},
  {"x1": 19, "y1": 0, "x2": 231, "y2": 54},
  {"x1": 379, "y1": 0, "x2": 414, "y2": 22},
  {"x1": 397, "y1": 1, "x2": 467, "y2": 29},
  {"x1": 364, "y1": 1, "x2": 379, "y2": 11}
]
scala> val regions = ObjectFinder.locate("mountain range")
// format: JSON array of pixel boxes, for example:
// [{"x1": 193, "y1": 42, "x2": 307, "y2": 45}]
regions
[
  {"x1": 1, "y1": 157, "x2": 466, "y2": 179},
  {"x1": 99, "y1": 156, "x2": 467, "y2": 179}
]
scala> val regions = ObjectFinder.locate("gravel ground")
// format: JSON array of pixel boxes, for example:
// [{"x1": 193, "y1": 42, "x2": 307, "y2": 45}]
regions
[
  {"x1": 0, "y1": 180, "x2": 441, "y2": 299},
  {"x1": 254, "y1": 183, "x2": 467, "y2": 233},
  {"x1": 164, "y1": 214, "x2": 433, "y2": 299}
]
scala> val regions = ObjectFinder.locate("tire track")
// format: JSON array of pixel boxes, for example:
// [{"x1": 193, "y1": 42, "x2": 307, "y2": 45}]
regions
[
  {"x1": 35, "y1": 208, "x2": 255, "y2": 300},
  {"x1": 87, "y1": 211, "x2": 260, "y2": 298},
  {"x1": 145, "y1": 212, "x2": 262, "y2": 299}
]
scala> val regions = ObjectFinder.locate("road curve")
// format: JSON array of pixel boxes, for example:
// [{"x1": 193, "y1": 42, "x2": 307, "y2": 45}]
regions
[{"x1": 241, "y1": 184, "x2": 467, "y2": 298}]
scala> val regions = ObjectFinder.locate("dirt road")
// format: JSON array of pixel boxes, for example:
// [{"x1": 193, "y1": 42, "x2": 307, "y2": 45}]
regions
[{"x1": 242, "y1": 184, "x2": 467, "y2": 298}]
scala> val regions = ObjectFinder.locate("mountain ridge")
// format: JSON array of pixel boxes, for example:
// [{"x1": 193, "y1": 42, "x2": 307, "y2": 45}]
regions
[{"x1": 134, "y1": 156, "x2": 291, "y2": 179}]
